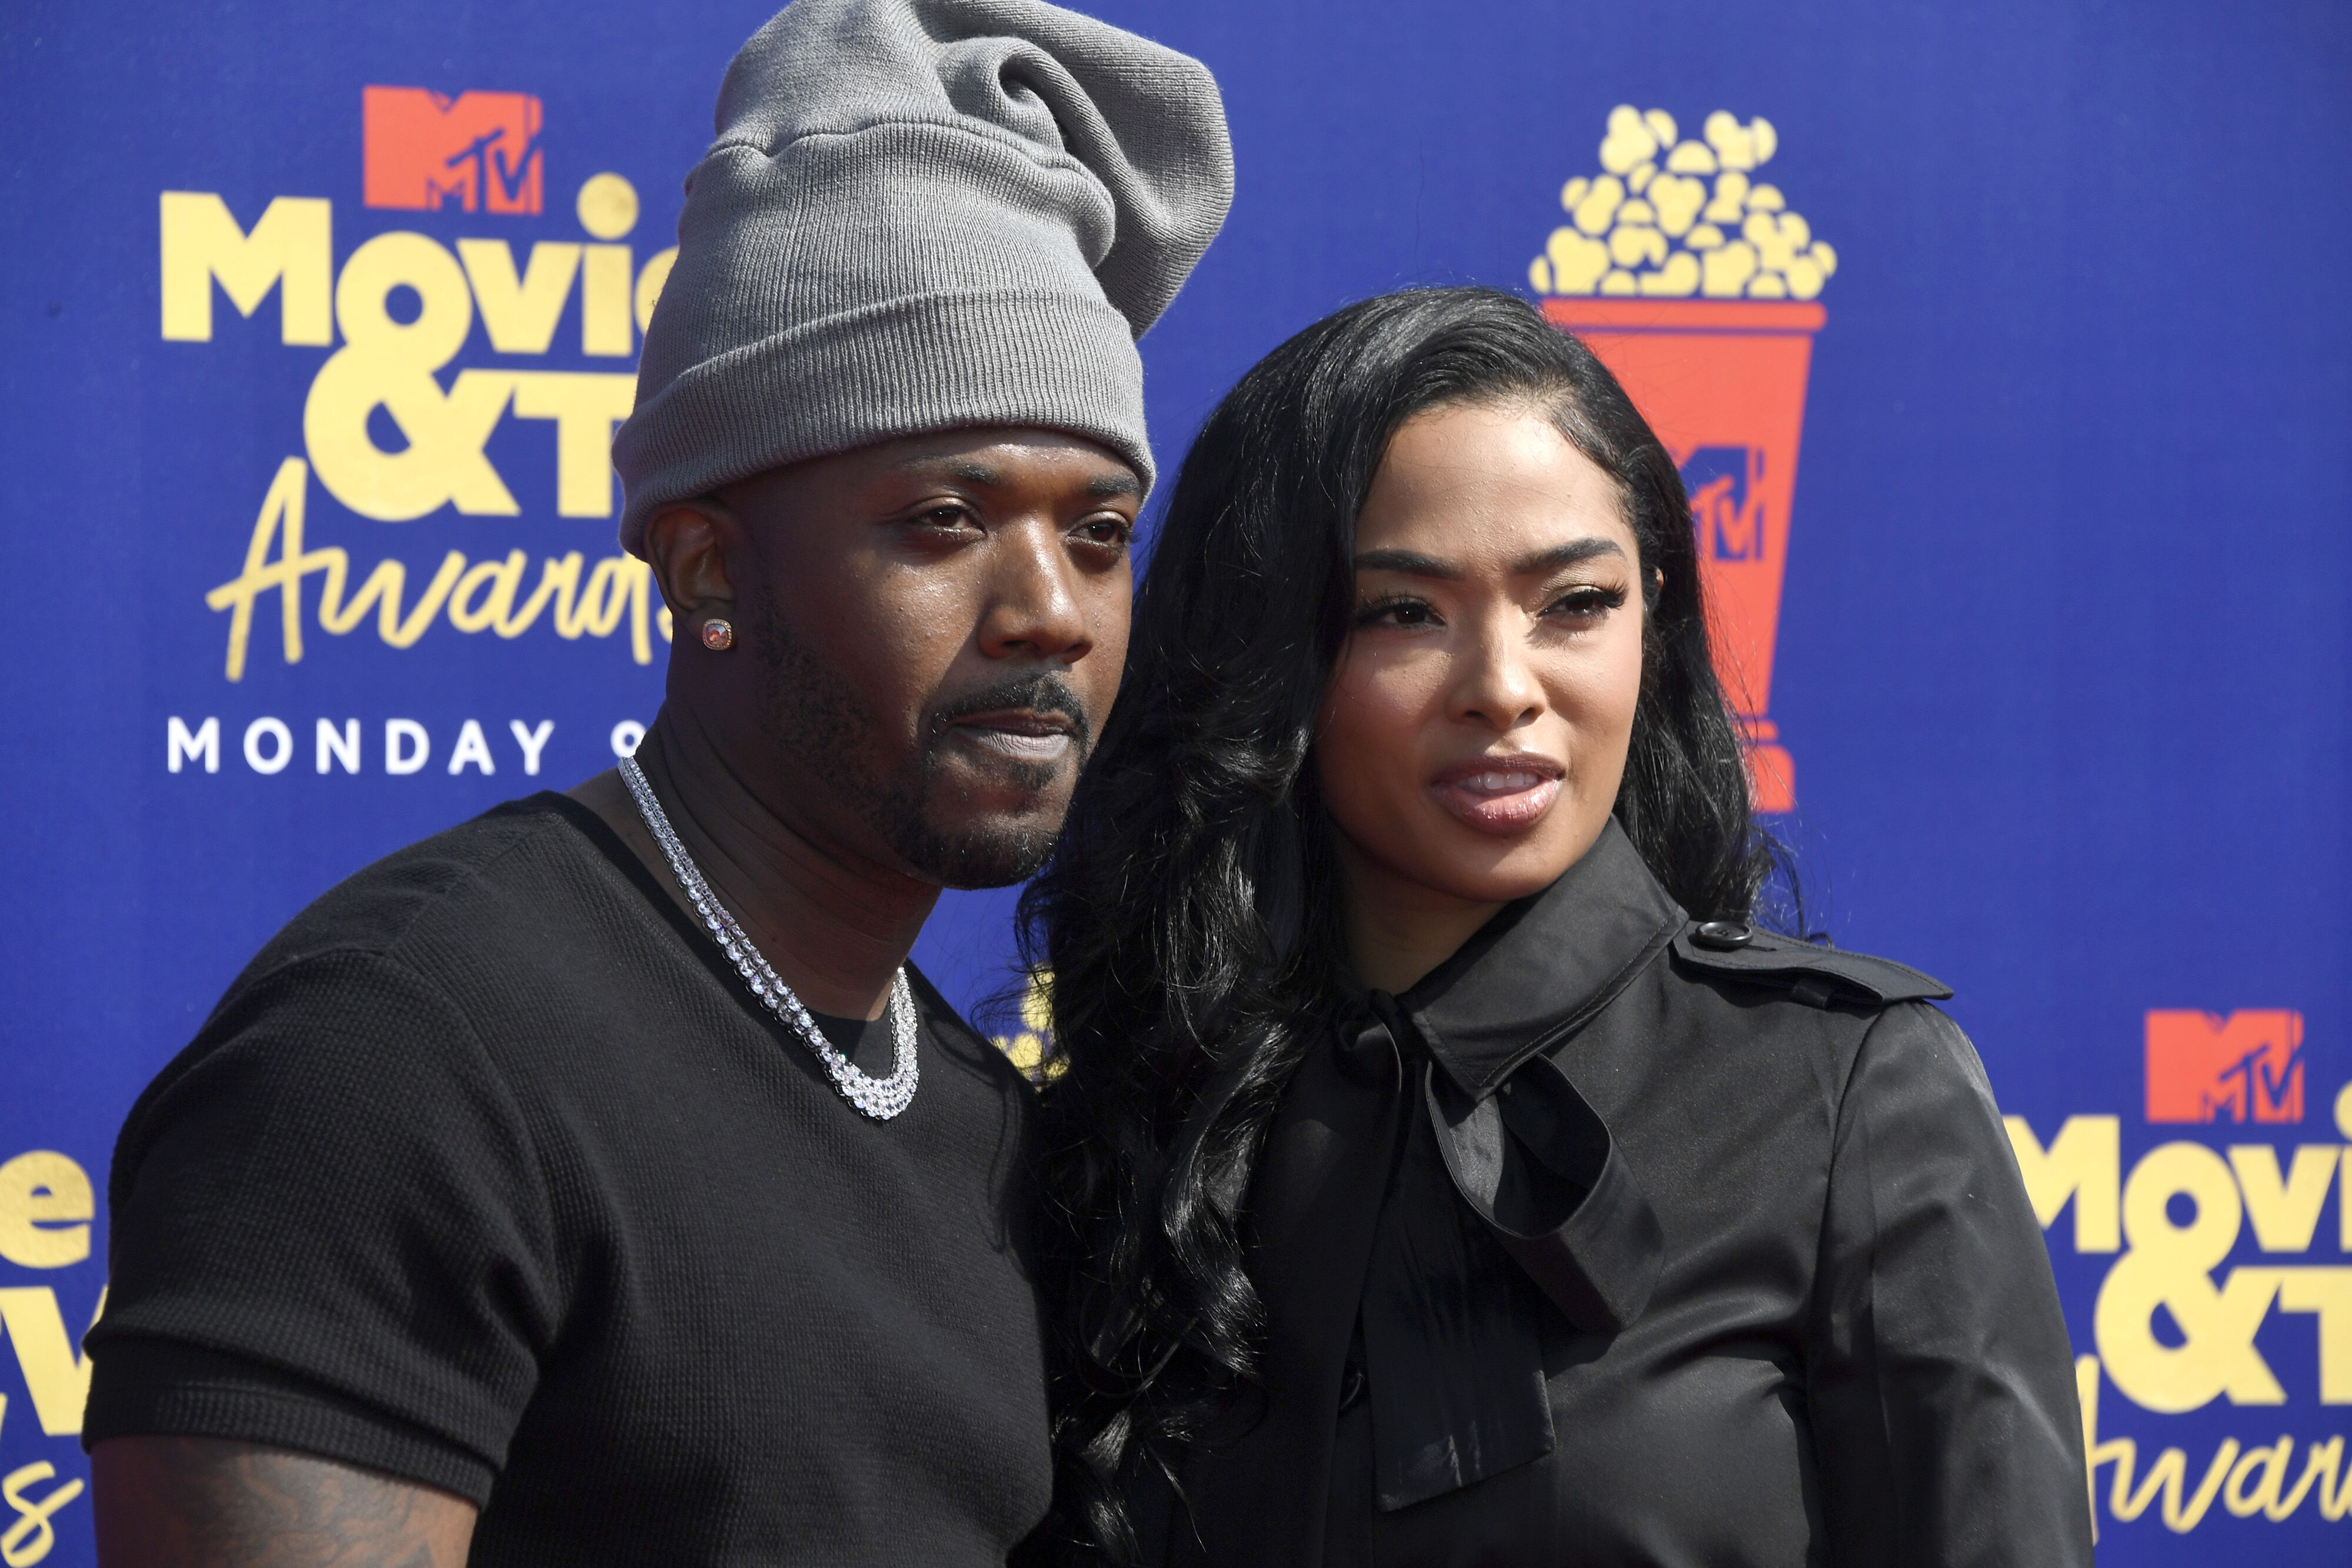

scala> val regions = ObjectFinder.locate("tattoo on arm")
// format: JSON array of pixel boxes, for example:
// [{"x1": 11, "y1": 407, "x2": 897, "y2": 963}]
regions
[{"x1": 93, "y1": 1436, "x2": 478, "y2": 1567}]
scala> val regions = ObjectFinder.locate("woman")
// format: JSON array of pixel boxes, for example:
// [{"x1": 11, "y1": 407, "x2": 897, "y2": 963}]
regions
[{"x1": 1021, "y1": 287, "x2": 2091, "y2": 1566}]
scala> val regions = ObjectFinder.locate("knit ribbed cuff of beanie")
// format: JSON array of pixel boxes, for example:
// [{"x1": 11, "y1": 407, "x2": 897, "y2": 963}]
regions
[{"x1": 614, "y1": 283, "x2": 1145, "y2": 542}]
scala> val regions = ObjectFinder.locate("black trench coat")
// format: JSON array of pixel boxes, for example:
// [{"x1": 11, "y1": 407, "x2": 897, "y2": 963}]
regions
[{"x1": 1136, "y1": 821, "x2": 2093, "y2": 1567}]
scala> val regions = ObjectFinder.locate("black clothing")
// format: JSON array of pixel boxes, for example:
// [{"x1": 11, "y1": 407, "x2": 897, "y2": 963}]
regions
[
  {"x1": 1144, "y1": 821, "x2": 2091, "y2": 1567},
  {"x1": 87, "y1": 794, "x2": 1052, "y2": 1566}
]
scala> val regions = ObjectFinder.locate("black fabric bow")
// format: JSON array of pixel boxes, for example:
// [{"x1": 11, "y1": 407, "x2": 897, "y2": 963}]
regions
[{"x1": 1343, "y1": 995, "x2": 1664, "y2": 1511}]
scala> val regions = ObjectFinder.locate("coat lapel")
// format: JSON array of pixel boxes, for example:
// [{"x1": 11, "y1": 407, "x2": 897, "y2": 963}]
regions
[
  {"x1": 1354, "y1": 820, "x2": 1682, "y2": 1510},
  {"x1": 1405, "y1": 817, "x2": 1685, "y2": 1099}
]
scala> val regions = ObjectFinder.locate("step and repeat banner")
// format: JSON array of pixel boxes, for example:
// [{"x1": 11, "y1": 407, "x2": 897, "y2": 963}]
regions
[{"x1": 3, "y1": 1, "x2": 2346, "y2": 1562}]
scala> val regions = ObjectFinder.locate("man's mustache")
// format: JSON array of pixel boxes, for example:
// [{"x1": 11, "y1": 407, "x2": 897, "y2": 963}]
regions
[{"x1": 928, "y1": 672, "x2": 1093, "y2": 756}]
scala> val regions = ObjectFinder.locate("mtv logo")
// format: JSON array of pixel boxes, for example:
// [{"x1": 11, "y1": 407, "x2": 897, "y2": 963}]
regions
[
  {"x1": 1680, "y1": 446, "x2": 1768, "y2": 562},
  {"x1": 2145, "y1": 1009, "x2": 2304, "y2": 1124},
  {"x1": 363, "y1": 86, "x2": 542, "y2": 215}
]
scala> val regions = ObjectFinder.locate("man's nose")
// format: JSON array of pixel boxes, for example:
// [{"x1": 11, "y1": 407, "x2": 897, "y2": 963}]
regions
[{"x1": 977, "y1": 520, "x2": 1092, "y2": 663}]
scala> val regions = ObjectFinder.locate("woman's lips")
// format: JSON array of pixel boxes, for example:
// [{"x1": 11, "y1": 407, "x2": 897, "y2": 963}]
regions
[{"x1": 1429, "y1": 755, "x2": 1565, "y2": 834}]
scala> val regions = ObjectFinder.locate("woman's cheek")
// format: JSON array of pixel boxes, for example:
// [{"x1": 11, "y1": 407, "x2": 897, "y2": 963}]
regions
[
  {"x1": 1321, "y1": 659, "x2": 1427, "y2": 819},
  {"x1": 1559, "y1": 628, "x2": 1644, "y2": 800}
]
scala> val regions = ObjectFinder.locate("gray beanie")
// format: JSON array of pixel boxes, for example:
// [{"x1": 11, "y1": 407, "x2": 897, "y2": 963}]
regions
[{"x1": 614, "y1": 0, "x2": 1234, "y2": 552}]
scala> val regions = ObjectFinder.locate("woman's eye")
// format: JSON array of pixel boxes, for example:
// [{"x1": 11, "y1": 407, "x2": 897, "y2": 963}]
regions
[
  {"x1": 1545, "y1": 584, "x2": 1628, "y2": 622},
  {"x1": 1358, "y1": 597, "x2": 1439, "y2": 628}
]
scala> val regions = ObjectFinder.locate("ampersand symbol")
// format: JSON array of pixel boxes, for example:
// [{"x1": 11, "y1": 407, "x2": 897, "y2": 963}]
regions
[
  {"x1": 301, "y1": 231, "x2": 519, "y2": 521},
  {"x1": 1, "y1": 1461, "x2": 84, "y2": 1567},
  {"x1": 2094, "y1": 1141, "x2": 2285, "y2": 1413}
]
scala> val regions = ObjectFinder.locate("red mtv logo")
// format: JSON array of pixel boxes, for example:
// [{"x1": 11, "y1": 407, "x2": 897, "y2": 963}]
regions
[
  {"x1": 363, "y1": 86, "x2": 543, "y2": 215},
  {"x1": 2145, "y1": 1009, "x2": 2304, "y2": 1124}
]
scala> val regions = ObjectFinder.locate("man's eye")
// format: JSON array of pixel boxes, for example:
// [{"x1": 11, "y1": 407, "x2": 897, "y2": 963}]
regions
[
  {"x1": 1074, "y1": 517, "x2": 1132, "y2": 547},
  {"x1": 914, "y1": 503, "x2": 978, "y2": 530}
]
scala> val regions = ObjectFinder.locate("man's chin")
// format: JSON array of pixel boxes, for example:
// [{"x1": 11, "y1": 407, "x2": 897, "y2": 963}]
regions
[
  {"x1": 893, "y1": 790, "x2": 1073, "y2": 888},
  {"x1": 906, "y1": 820, "x2": 1061, "y2": 889}
]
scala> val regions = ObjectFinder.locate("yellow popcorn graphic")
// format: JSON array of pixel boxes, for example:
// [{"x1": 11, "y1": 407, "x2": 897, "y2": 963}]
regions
[
  {"x1": 993, "y1": 970, "x2": 1065, "y2": 1083},
  {"x1": 1530, "y1": 106, "x2": 1838, "y2": 301}
]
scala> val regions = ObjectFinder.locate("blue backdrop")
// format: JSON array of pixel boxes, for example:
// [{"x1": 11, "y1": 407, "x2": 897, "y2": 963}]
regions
[{"x1": 4, "y1": 1, "x2": 2348, "y2": 1561}]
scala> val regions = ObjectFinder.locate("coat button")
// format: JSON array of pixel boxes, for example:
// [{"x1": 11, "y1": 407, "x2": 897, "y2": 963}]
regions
[{"x1": 1693, "y1": 920, "x2": 1755, "y2": 951}]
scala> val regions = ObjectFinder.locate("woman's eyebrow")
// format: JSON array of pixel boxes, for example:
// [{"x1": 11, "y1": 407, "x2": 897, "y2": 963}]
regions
[
  {"x1": 1511, "y1": 537, "x2": 1625, "y2": 574},
  {"x1": 1352, "y1": 547, "x2": 1459, "y2": 579},
  {"x1": 1352, "y1": 538, "x2": 1625, "y2": 580}
]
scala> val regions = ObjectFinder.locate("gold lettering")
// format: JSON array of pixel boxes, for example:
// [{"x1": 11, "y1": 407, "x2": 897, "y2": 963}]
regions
[
  {"x1": 204, "y1": 458, "x2": 337, "y2": 680},
  {"x1": 514, "y1": 553, "x2": 583, "y2": 637},
  {"x1": 0, "y1": 1288, "x2": 102, "y2": 1437},
  {"x1": 383, "y1": 554, "x2": 464, "y2": 647},
  {"x1": 2004, "y1": 1114, "x2": 2120, "y2": 1252},
  {"x1": 2313, "y1": 1436, "x2": 2352, "y2": 1520},
  {"x1": 2097, "y1": 1145, "x2": 2283, "y2": 1410},
  {"x1": 2098, "y1": 1258, "x2": 2284, "y2": 1412},
  {"x1": 2230, "y1": 1145, "x2": 2338, "y2": 1252},
  {"x1": 303, "y1": 357, "x2": 518, "y2": 521},
  {"x1": 2276, "y1": 1268, "x2": 2352, "y2": 1403},
  {"x1": 2083, "y1": 1356, "x2": 2352, "y2": 1530},
  {"x1": 159, "y1": 192, "x2": 332, "y2": 345},
  {"x1": 336, "y1": 230, "x2": 472, "y2": 365},
  {"x1": 2341, "y1": 1148, "x2": 2351, "y2": 1251},
  {"x1": 581, "y1": 243, "x2": 633, "y2": 356},
  {"x1": 447, "y1": 551, "x2": 529, "y2": 633},
  {"x1": 316, "y1": 556, "x2": 403, "y2": 637},
  {"x1": 456, "y1": 239, "x2": 580, "y2": 355},
  {"x1": 2226, "y1": 1436, "x2": 2294, "y2": 1517},
  {"x1": 0, "y1": 1155, "x2": 91, "y2": 1270},
  {"x1": 306, "y1": 232, "x2": 517, "y2": 520},
  {"x1": 1, "y1": 1457, "x2": 83, "y2": 1567},
  {"x1": 562, "y1": 555, "x2": 629, "y2": 638},
  {"x1": 509, "y1": 371, "x2": 636, "y2": 516},
  {"x1": 209, "y1": 467, "x2": 656, "y2": 667},
  {"x1": 2269, "y1": 1437, "x2": 2341, "y2": 1521},
  {"x1": 553, "y1": 554, "x2": 660, "y2": 664},
  {"x1": 2110, "y1": 1437, "x2": 2239, "y2": 1532},
  {"x1": 312, "y1": 550, "x2": 464, "y2": 647}
]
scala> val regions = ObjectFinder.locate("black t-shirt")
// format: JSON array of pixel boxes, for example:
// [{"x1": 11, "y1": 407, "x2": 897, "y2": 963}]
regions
[{"x1": 85, "y1": 794, "x2": 1053, "y2": 1566}]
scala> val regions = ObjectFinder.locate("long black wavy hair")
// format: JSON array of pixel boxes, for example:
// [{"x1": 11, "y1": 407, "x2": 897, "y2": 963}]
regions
[{"x1": 1018, "y1": 286, "x2": 1776, "y2": 1559}]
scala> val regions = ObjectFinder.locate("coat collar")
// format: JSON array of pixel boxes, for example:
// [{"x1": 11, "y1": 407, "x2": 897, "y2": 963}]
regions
[{"x1": 1397, "y1": 817, "x2": 1686, "y2": 1101}]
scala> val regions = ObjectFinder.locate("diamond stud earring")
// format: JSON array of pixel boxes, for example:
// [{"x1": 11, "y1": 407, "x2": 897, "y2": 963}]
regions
[{"x1": 700, "y1": 618, "x2": 734, "y2": 651}]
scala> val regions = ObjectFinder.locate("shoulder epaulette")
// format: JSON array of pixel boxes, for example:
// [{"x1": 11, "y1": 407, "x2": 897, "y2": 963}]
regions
[{"x1": 1668, "y1": 921, "x2": 1952, "y2": 1008}]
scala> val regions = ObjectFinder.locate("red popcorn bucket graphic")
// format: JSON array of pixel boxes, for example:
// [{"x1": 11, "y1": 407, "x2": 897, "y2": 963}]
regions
[{"x1": 1541, "y1": 296, "x2": 1820, "y2": 813}]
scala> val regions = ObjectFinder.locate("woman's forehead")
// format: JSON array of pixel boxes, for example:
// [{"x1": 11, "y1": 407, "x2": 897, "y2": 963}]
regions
[{"x1": 1358, "y1": 406, "x2": 1632, "y2": 563}]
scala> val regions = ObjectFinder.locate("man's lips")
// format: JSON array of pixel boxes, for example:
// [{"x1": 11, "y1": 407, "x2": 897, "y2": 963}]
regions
[
  {"x1": 946, "y1": 708, "x2": 1076, "y2": 763},
  {"x1": 1429, "y1": 753, "x2": 1565, "y2": 834}
]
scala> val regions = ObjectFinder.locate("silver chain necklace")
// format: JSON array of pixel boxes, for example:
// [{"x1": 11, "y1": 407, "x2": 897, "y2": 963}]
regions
[{"x1": 619, "y1": 755, "x2": 918, "y2": 1121}]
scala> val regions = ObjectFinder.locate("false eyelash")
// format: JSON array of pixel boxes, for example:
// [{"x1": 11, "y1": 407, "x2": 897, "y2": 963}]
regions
[
  {"x1": 1352, "y1": 595, "x2": 1432, "y2": 627},
  {"x1": 1552, "y1": 584, "x2": 1629, "y2": 614}
]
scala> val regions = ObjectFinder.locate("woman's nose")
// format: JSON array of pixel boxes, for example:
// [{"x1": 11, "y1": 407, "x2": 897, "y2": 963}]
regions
[{"x1": 1447, "y1": 618, "x2": 1545, "y2": 730}]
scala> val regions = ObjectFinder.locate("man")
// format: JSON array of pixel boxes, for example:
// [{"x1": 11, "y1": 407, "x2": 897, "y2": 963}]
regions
[{"x1": 84, "y1": 1, "x2": 1231, "y2": 1561}]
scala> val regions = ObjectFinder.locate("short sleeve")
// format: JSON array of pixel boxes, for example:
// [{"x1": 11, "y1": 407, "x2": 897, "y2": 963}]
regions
[
  {"x1": 84, "y1": 950, "x2": 564, "y2": 1504},
  {"x1": 1805, "y1": 1002, "x2": 2094, "y2": 1567}
]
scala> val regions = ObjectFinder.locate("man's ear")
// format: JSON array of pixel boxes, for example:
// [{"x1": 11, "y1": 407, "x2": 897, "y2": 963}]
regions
[{"x1": 642, "y1": 500, "x2": 739, "y2": 624}]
